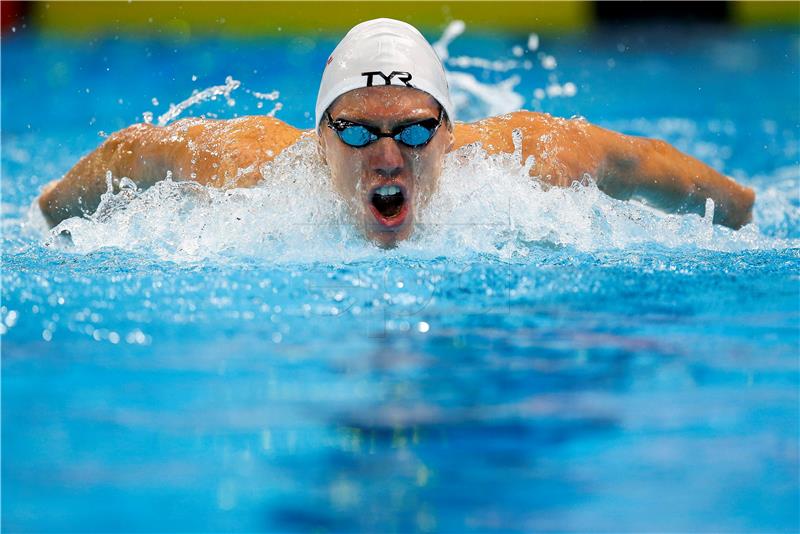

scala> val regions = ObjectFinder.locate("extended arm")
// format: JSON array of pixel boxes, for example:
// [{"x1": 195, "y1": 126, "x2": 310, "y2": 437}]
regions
[
  {"x1": 38, "y1": 116, "x2": 303, "y2": 227},
  {"x1": 590, "y1": 125, "x2": 755, "y2": 229},
  {"x1": 454, "y1": 112, "x2": 755, "y2": 229}
]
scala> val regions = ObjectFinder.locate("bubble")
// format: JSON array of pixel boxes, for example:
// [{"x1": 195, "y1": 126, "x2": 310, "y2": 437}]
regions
[
  {"x1": 4, "y1": 310, "x2": 18, "y2": 328},
  {"x1": 546, "y1": 84, "x2": 563, "y2": 97},
  {"x1": 527, "y1": 33, "x2": 539, "y2": 51}
]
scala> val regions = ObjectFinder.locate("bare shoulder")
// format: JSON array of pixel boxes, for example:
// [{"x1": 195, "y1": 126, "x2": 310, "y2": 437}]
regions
[
  {"x1": 38, "y1": 115, "x2": 309, "y2": 227},
  {"x1": 452, "y1": 111, "x2": 611, "y2": 186},
  {"x1": 161, "y1": 116, "x2": 302, "y2": 151},
  {"x1": 453, "y1": 111, "x2": 595, "y2": 152},
  {"x1": 130, "y1": 116, "x2": 307, "y2": 188}
]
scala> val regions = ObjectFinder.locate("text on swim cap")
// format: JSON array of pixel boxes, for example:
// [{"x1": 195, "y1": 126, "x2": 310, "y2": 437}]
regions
[{"x1": 361, "y1": 71, "x2": 414, "y2": 88}]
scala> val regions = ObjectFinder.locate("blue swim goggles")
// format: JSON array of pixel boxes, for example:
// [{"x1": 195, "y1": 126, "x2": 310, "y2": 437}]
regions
[{"x1": 325, "y1": 109, "x2": 443, "y2": 148}]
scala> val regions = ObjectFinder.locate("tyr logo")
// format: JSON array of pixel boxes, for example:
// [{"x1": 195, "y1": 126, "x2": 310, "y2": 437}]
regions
[{"x1": 361, "y1": 71, "x2": 414, "y2": 87}]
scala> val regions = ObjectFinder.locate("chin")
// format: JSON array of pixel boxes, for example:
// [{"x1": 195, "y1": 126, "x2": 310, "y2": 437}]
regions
[{"x1": 367, "y1": 222, "x2": 413, "y2": 248}]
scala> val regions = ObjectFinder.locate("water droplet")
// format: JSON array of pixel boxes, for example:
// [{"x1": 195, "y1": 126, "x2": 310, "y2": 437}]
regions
[
  {"x1": 5, "y1": 310, "x2": 18, "y2": 328},
  {"x1": 527, "y1": 33, "x2": 539, "y2": 51}
]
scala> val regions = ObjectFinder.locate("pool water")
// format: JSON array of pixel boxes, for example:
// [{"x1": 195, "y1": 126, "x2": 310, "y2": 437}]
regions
[{"x1": 3, "y1": 23, "x2": 799, "y2": 532}]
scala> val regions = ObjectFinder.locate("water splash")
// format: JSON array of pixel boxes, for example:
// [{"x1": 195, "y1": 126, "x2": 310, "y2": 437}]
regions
[
  {"x1": 247, "y1": 88, "x2": 282, "y2": 116},
  {"x1": 412, "y1": 138, "x2": 794, "y2": 257},
  {"x1": 155, "y1": 76, "x2": 241, "y2": 126},
  {"x1": 750, "y1": 165, "x2": 800, "y2": 239},
  {"x1": 447, "y1": 72, "x2": 525, "y2": 119},
  {"x1": 42, "y1": 133, "x2": 797, "y2": 263},
  {"x1": 24, "y1": 22, "x2": 800, "y2": 262},
  {"x1": 432, "y1": 20, "x2": 579, "y2": 119},
  {"x1": 138, "y1": 21, "x2": 565, "y2": 128},
  {"x1": 431, "y1": 20, "x2": 465, "y2": 61},
  {"x1": 141, "y1": 76, "x2": 283, "y2": 126}
]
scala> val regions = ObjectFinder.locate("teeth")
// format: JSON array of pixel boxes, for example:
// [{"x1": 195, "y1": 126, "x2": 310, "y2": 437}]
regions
[{"x1": 375, "y1": 185, "x2": 401, "y2": 196}]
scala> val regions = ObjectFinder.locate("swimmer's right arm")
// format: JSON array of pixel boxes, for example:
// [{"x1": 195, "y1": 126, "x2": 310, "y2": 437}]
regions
[
  {"x1": 38, "y1": 124, "x2": 160, "y2": 227},
  {"x1": 38, "y1": 117, "x2": 303, "y2": 228}
]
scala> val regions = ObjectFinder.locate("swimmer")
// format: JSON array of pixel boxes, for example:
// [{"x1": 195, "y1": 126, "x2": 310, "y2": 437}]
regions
[{"x1": 38, "y1": 18, "x2": 755, "y2": 247}]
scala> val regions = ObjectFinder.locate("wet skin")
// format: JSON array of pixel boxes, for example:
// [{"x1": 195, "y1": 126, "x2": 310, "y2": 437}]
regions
[
  {"x1": 318, "y1": 87, "x2": 453, "y2": 246},
  {"x1": 39, "y1": 86, "x2": 756, "y2": 244}
]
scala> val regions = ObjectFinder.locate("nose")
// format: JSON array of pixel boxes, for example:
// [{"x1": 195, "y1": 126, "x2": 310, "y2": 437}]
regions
[{"x1": 370, "y1": 137, "x2": 404, "y2": 178}]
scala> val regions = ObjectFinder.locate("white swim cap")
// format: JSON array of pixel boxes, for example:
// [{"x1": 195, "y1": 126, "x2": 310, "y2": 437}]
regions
[{"x1": 315, "y1": 18, "x2": 454, "y2": 129}]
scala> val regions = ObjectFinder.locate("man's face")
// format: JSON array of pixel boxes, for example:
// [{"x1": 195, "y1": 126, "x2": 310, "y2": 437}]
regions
[{"x1": 318, "y1": 86, "x2": 453, "y2": 247}]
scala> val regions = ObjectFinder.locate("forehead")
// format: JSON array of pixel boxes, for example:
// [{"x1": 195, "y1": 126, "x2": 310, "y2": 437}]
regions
[{"x1": 328, "y1": 86, "x2": 439, "y2": 121}]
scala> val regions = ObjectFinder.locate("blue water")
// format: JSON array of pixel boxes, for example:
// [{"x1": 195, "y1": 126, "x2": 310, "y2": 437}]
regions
[{"x1": 3, "y1": 24, "x2": 799, "y2": 532}]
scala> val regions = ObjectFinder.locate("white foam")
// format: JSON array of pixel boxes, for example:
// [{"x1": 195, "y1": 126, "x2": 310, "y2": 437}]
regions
[
  {"x1": 46, "y1": 136, "x2": 377, "y2": 263},
  {"x1": 41, "y1": 133, "x2": 797, "y2": 263},
  {"x1": 433, "y1": 20, "x2": 577, "y2": 116},
  {"x1": 409, "y1": 138, "x2": 795, "y2": 257}
]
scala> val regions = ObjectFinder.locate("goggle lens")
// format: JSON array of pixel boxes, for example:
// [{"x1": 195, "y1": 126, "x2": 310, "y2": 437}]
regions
[
  {"x1": 338, "y1": 125, "x2": 375, "y2": 147},
  {"x1": 395, "y1": 123, "x2": 433, "y2": 147}
]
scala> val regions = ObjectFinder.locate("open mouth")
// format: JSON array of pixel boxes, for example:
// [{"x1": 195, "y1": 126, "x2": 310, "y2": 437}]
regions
[{"x1": 369, "y1": 184, "x2": 409, "y2": 228}]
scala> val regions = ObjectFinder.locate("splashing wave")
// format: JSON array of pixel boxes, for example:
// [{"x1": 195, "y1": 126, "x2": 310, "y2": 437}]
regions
[
  {"x1": 24, "y1": 20, "x2": 799, "y2": 262},
  {"x1": 40, "y1": 133, "x2": 798, "y2": 263}
]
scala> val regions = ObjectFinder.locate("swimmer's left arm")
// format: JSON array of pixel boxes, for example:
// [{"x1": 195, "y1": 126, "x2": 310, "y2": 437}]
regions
[
  {"x1": 497, "y1": 112, "x2": 754, "y2": 229},
  {"x1": 459, "y1": 112, "x2": 754, "y2": 229},
  {"x1": 591, "y1": 126, "x2": 755, "y2": 229}
]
